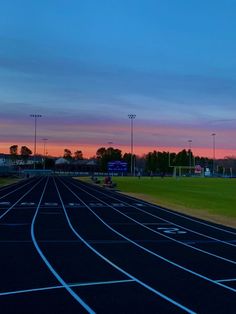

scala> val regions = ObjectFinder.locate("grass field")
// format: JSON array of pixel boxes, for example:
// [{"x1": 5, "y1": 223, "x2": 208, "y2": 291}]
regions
[
  {"x1": 0, "y1": 178, "x2": 20, "y2": 187},
  {"x1": 81, "y1": 176, "x2": 236, "y2": 228}
]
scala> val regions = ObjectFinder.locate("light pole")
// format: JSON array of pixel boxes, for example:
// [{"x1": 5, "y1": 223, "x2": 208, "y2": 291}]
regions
[
  {"x1": 188, "y1": 140, "x2": 192, "y2": 174},
  {"x1": 30, "y1": 114, "x2": 42, "y2": 169},
  {"x1": 212, "y1": 133, "x2": 216, "y2": 175},
  {"x1": 42, "y1": 138, "x2": 48, "y2": 169},
  {"x1": 128, "y1": 114, "x2": 136, "y2": 176}
]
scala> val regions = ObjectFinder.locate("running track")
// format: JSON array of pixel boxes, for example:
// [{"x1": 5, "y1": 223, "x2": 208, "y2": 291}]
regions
[{"x1": 0, "y1": 176, "x2": 236, "y2": 313}]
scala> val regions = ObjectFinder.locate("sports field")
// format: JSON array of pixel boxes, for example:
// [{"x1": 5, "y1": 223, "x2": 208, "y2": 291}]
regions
[
  {"x1": 87, "y1": 176, "x2": 236, "y2": 228},
  {"x1": 0, "y1": 177, "x2": 19, "y2": 187}
]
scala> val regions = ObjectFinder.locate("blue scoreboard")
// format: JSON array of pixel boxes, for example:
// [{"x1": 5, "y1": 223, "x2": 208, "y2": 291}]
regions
[{"x1": 108, "y1": 161, "x2": 128, "y2": 172}]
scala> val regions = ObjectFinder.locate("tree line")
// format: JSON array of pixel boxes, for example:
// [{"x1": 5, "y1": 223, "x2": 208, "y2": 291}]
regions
[
  {"x1": 8, "y1": 144, "x2": 212, "y2": 173},
  {"x1": 9, "y1": 145, "x2": 84, "y2": 160},
  {"x1": 95, "y1": 147, "x2": 212, "y2": 174}
]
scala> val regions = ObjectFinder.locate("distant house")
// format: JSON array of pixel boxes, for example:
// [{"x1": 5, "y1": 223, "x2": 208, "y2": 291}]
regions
[
  {"x1": 55, "y1": 157, "x2": 70, "y2": 165},
  {"x1": 0, "y1": 154, "x2": 6, "y2": 166},
  {"x1": 54, "y1": 157, "x2": 98, "y2": 173},
  {"x1": 0, "y1": 154, "x2": 43, "y2": 168}
]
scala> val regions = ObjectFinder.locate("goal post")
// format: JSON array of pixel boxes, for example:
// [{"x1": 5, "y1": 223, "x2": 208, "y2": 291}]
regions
[{"x1": 173, "y1": 166, "x2": 204, "y2": 178}]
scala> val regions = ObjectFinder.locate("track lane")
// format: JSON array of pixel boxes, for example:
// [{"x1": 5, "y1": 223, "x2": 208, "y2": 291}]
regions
[
  {"x1": 0, "y1": 177, "x2": 88, "y2": 314},
  {"x1": 0, "y1": 176, "x2": 37, "y2": 199},
  {"x1": 68, "y1": 178, "x2": 236, "y2": 262},
  {"x1": 54, "y1": 177, "x2": 196, "y2": 313},
  {"x1": 73, "y1": 179, "x2": 236, "y2": 237},
  {"x1": 96, "y1": 180, "x2": 236, "y2": 237},
  {"x1": 57, "y1": 177, "x2": 236, "y2": 313},
  {"x1": 1, "y1": 176, "x2": 236, "y2": 313},
  {"x1": 31, "y1": 177, "x2": 95, "y2": 313},
  {"x1": 61, "y1": 179, "x2": 236, "y2": 275}
]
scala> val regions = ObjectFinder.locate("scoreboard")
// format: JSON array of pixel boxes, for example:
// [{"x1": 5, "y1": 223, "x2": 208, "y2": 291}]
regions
[{"x1": 108, "y1": 161, "x2": 128, "y2": 172}]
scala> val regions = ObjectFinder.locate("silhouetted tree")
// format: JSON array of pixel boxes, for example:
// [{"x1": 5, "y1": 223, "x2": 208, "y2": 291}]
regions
[
  {"x1": 74, "y1": 150, "x2": 83, "y2": 160},
  {"x1": 174, "y1": 149, "x2": 189, "y2": 166},
  {"x1": 20, "y1": 146, "x2": 32, "y2": 161},
  {"x1": 96, "y1": 147, "x2": 122, "y2": 171},
  {"x1": 145, "y1": 150, "x2": 158, "y2": 173},
  {"x1": 63, "y1": 149, "x2": 72, "y2": 160},
  {"x1": 123, "y1": 153, "x2": 132, "y2": 172},
  {"x1": 9, "y1": 145, "x2": 18, "y2": 164},
  {"x1": 10, "y1": 145, "x2": 18, "y2": 156}
]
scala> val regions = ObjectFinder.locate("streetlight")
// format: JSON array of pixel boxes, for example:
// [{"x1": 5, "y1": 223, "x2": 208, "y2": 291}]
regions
[
  {"x1": 188, "y1": 140, "x2": 192, "y2": 174},
  {"x1": 30, "y1": 114, "x2": 42, "y2": 169},
  {"x1": 128, "y1": 114, "x2": 136, "y2": 176},
  {"x1": 212, "y1": 133, "x2": 216, "y2": 175},
  {"x1": 42, "y1": 138, "x2": 48, "y2": 169}
]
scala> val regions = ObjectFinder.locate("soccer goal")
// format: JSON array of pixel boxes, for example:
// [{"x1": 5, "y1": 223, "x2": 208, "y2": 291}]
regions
[{"x1": 173, "y1": 166, "x2": 204, "y2": 177}]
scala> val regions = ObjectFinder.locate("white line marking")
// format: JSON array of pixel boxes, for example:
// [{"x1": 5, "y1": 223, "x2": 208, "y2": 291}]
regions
[
  {"x1": 143, "y1": 223, "x2": 171, "y2": 225},
  {"x1": 63, "y1": 178, "x2": 236, "y2": 293},
  {"x1": 75, "y1": 180, "x2": 236, "y2": 250},
  {"x1": 120, "y1": 188, "x2": 236, "y2": 236},
  {"x1": 55, "y1": 178, "x2": 196, "y2": 314},
  {"x1": 0, "y1": 178, "x2": 38, "y2": 201},
  {"x1": 0, "y1": 178, "x2": 44, "y2": 220},
  {"x1": 31, "y1": 177, "x2": 95, "y2": 314},
  {"x1": 0, "y1": 202, "x2": 11, "y2": 206},
  {"x1": 215, "y1": 278, "x2": 236, "y2": 283},
  {"x1": 20, "y1": 202, "x2": 36, "y2": 206},
  {"x1": 0, "y1": 279, "x2": 135, "y2": 297}
]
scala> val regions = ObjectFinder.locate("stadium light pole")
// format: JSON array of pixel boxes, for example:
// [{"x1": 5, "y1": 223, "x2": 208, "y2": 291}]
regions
[
  {"x1": 30, "y1": 114, "x2": 42, "y2": 169},
  {"x1": 107, "y1": 141, "x2": 113, "y2": 159},
  {"x1": 128, "y1": 114, "x2": 136, "y2": 176},
  {"x1": 188, "y1": 140, "x2": 192, "y2": 174},
  {"x1": 212, "y1": 133, "x2": 216, "y2": 175},
  {"x1": 42, "y1": 138, "x2": 48, "y2": 169}
]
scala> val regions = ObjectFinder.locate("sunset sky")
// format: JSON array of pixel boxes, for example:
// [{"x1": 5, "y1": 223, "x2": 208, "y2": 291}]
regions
[{"x1": 1, "y1": 0, "x2": 236, "y2": 158}]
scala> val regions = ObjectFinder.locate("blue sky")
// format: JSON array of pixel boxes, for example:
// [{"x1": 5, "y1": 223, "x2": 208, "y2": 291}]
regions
[{"x1": 0, "y1": 0, "x2": 236, "y2": 157}]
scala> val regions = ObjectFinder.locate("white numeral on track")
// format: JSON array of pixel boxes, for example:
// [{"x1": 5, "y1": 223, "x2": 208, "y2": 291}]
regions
[{"x1": 157, "y1": 227, "x2": 187, "y2": 234}]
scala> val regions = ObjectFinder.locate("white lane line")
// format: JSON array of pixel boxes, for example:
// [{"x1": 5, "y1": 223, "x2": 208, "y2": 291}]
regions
[
  {"x1": 0, "y1": 178, "x2": 44, "y2": 221},
  {"x1": 78, "y1": 179, "x2": 236, "y2": 236},
  {"x1": 215, "y1": 278, "x2": 236, "y2": 283},
  {"x1": 73, "y1": 180, "x2": 236, "y2": 249},
  {"x1": 66, "y1": 180, "x2": 236, "y2": 266},
  {"x1": 109, "y1": 183, "x2": 236, "y2": 236},
  {"x1": 0, "y1": 279, "x2": 135, "y2": 297},
  {"x1": 143, "y1": 223, "x2": 171, "y2": 225},
  {"x1": 0, "y1": 178, "x2": 38, "y2": 201},
  {"x1": 60, "y1": 178, "x2": 236, "y2": 294},
  {"x1": 0, "y1": 202, "x2": 11, "y2": 206},
  {"x1": 31, "y1": 177, "x2": 95, "y2": 314},
  {"x1": 54, "y1": 178, "x2": 196, "y2": 314},
  {"x1": 0, "y1": 223, "x2": 29, "y2": 226},
  {"x1": 44, "y1": 202, "x2": 58, "y2": 206}
]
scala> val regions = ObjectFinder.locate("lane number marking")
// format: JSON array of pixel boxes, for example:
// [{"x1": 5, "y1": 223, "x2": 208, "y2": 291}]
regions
[{"x1": 157, "y1": 227, "x2": 187, "y2": 234}]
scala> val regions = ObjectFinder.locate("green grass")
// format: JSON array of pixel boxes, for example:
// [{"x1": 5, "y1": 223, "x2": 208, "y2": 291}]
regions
[
  {"x1": 0, "y1": 178, "x2": 19, "y2": 187},
  {"x1": 91, "y1": 176, "x2": 236, "y2": 227}
]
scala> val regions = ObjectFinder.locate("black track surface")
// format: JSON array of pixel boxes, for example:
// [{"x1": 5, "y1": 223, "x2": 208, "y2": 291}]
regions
[{"x1": 0, "y1": 176, "x2": 236, "y2": 313}]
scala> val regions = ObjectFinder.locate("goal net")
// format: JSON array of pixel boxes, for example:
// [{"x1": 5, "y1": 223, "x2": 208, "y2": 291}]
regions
[{"x1": 173, "y1": 166, "x2": 204, "y2": 177}]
